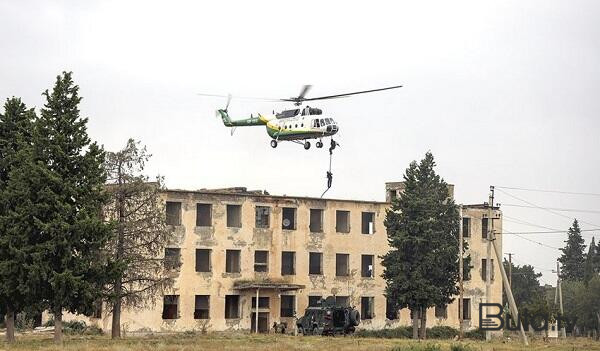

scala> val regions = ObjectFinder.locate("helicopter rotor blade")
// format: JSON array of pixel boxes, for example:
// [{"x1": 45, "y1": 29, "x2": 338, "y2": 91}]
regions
[
  {"x1": 301, "y1": 85, "x2": 403, "y2": 102},
  {"x1": 297, "y1": 85, "x2": 312, "y2": 100},
  {"x1": 197, "y1": 93, "x2": 282, "y2": 102}
]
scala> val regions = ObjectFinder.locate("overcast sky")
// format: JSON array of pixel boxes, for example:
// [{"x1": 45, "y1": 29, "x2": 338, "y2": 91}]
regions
[{"x1": 2, "y1": 0, "x2": 599, "y2": 284}]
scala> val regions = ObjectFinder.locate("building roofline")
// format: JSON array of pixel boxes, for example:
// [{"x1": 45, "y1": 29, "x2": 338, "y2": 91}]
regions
[{"x1": 162, "y1": 188, "x2": 389, "y2": 205}]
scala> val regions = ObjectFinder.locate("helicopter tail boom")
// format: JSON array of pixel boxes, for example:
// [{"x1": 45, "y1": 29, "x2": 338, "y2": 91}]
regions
[{"x1": 217, "y1": 109, "x2": 267, "y2": 127}]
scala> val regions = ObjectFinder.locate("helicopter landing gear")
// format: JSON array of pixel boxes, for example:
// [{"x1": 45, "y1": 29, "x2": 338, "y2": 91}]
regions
[
  {"x1": 270, "y1": 140, "x2": 278, "y2": 148},
  {"x1": 316, "y1": 140, "x2": 323, "y2": 148},
  {"x1": 303, "y1": 141, "x2": 311, "y2": 150}
]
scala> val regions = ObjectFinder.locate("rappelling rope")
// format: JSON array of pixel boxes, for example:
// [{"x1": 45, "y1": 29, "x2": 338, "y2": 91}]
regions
[{"x1": 320, "y1": 139, "x2": 338, "y2": 198}]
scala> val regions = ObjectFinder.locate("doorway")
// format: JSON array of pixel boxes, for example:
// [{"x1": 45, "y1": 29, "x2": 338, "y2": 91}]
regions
[{"x1": 251, "y1": 312, "x2": 269, "y2": 333}]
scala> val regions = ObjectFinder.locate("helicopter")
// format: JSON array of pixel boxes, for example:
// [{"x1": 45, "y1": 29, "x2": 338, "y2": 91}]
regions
[{"x1": 199, "y1": 85, "x2": 402, "y2": 149}]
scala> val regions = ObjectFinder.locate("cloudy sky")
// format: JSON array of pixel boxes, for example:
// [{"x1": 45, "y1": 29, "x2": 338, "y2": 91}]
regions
[{"x1": 2, "y1": 0, "x2": 599, "y2": 284}]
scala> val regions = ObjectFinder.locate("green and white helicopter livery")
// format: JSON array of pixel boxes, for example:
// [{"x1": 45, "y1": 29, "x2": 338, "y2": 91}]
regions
[{"x1": 202, "y1": 85, "x2": 402, "y2": 149}]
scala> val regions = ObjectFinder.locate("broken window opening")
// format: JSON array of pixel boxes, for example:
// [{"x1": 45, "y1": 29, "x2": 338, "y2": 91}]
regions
[
  {"x1": 196, "y1": 203, "x2": 212, "y2": 227},
  {"x1": 361, "y1": 254, "x2": 374, "y2": 278},
  {"x1": 309, "y1": 209, "x2": 323, "y2": 232},
  {"x1": 196, "y1": 248, "x2": 211, "y2": 272},
  {"x1": 227, "y1": 204, "x2": 242, "y2": 228},
  {"x1": 194, "y1": 295, "x2": 210, "y2": 319},
  {"x1": 481, "y1": 217, "x2": 488, "y2": 239},
  {"x1": 462, "y1": 217, "x2": 471, "y2": 238},
  {"x1": 361, "y1": 212, "x2": 375, "y2": 234},
  {"x1": 254, "y1": 250, "x2": 269, "y2": 272},
  {"x1": 435, "y1": 305, "x2": 448, "y2": 319},
  {"x1": 309, "y1": 252, "x2": 323, "y2": 275},
  {"x1": 251, "y1": 296, "x2": 270, "y2": 308},
  {"x1": 335, "y1": 296, "x2": 349, "y2": 307},
  {"x1": 481, "y1": 258, "x2": 495, "y2": 281},
  {"x1": 164, "y1": 248, "x2": 181, "y2": 270},
  {"x1": 335, "y1": 210, "x2": 350, "y2": 233},
  {"x1": 225, "y1": 295, "x2": 240, "y2": 319},
  {"x1": 281, "y1": 251, "x2": 295, "y2": 275},
  {"x1": 336, "y1": 253, "x2": 349, "y2": 277},
  {"x1": 226, "y1": 249, "x2": 241, "y2": 273},
  {"x1": 308, "y1": 296, "x2": 322, "y2": 307},
  {"x1": 462, "y1": 298, "x2": 471, "y2": 319},
  {"x1": 280, "y1": 295, "x2": 295, "y2": 317},
  {"x1": 162, "y1": 295, "x2": 179, "y2": 319},
  {"x1": 255, "y1": 206, "x2": 270, "y2": 228},
  {"x1": 282, "y1": 207, "x2": 296, "y2": 230},
  {"x1": 166, "y1": 201, "x2": 181, "y2": 226},
  {"x1": 361, "y1": 297, "x2": 374, "y2": 320}
]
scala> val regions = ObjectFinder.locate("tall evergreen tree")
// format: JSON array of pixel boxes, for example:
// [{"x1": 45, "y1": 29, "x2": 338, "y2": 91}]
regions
[
  {"x1": 583, "y1": 237, "x2": 598, "y2": 283},
  {"x1": 558, "y1": 219, "x2": 586, "y2": 281},
  {"x1": 104, "y1": 139, "x2": 173, "y2": 339},
  {"x1": 31, "y1": 72, "x2": 114, "y2": 343},
  {"x1": 381, "y1": 152, "x2": 460, "y2": 339},
  {"x1": 0, "y1": 98, "x2": 37, "y2": 343}
]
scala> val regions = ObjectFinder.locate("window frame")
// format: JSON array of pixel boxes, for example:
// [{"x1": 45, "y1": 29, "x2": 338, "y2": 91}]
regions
[
  {"x1": 254, "y1": 250, "x2": 269, "y2": 273},
  {"x1": 225, "y1": 249, "x2": 241, "y2": 273},
  {"x1": 335, "y1": 253, "x2": 350, "y2": 277},
  {"x1": 255, "y1": 205, "x2": 271, "y2": 229},
  {"x1": 361, "y1": 212, "x2": 376, "y2": 234},
  {"x1": 335, "y1": 210, "x2": 351, "y2": 233},
  {"x1": 195, "y1": 248, "x2": 211, "y2": 272},
  {"x1": 309, "y1": 252, "x2": 323, "y2": 275},
  {"x1": 226, "y1": 204, "x2": 242, "y2": 228},
  {"x1": 194, "y1": 295, "x2": 210, "y2": 320},
  {"x1": 281, "y1": 251, "x2": 296, "y2": 275}
]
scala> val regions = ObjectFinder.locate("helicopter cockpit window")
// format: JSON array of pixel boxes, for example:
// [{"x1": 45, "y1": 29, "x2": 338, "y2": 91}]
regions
[
  {"x1": 320, "y1": 119, "x2": 325, "y2": 126},
  {"x1": 309, "y1": 107, "x2": 322, "y2": 115}
]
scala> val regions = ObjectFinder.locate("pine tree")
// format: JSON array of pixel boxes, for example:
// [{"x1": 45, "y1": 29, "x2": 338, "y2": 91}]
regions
[
  {"x1": 32, "y1": 72, "x2": 114, "y2": 343},
  {"x1": 0, "y1": 98, "x2": 37, "y2": 343},
  {"x1": 104, "y1": 139, "x2": 173, "y2": 338},
  {"x1": 381, "y1": 152, "x2": 460, "y2": 339},
  {"x1": 558, "y1": 219, "x2": 586, "y2": 281},
  {"x1": 583, "y1": 237, "x2": 598, "y2": 284}
]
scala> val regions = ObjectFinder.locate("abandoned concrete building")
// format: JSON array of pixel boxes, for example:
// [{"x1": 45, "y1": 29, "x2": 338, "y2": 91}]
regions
[{"x1": 63, "y1": 182, "x2": 502, "y2": 333}]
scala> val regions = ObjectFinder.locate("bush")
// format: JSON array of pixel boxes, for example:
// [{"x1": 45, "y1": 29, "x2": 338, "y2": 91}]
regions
[
  {"x1": 464, "y1": 328, "x2": 485, "y2": 340},
  {"x1": 390, "y1": 344, "x2": 441, "y2": 351},
  {"x1": 450, "y1": 344, "x2": 474, "y2": 351},
  {"x1": 63, "y1": 320, "x2": 87, "y2": 334},
  {"x1": 427, "y1": 326, "x2": 459, "y2": 339},
  {"x1": 355, "y1": 326, "x2": 413, "y2": 338}
]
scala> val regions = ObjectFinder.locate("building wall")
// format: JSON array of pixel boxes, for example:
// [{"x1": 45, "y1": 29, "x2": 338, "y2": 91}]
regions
[{"x1": 62, "y1": 190, "x2": 503, "y2": 333}]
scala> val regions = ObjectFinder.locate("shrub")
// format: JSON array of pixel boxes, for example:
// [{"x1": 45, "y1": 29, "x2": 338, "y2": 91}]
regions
[
  {"x1": 355, "y1": 326, "x2": 413, "y2": 338},
  {"x1": 428, "y1": 326, "x2": 459, "y2": 339},
  {"x1": 63, "y1": 320, "x2": 87, "y2": 334},
  {"x1": 450, "y1": 344, "x2": 474, "y2": 351},
  {"x1": 464, "y1": 328, "x2": 485, "y2": 340},
  {"x1": 390, "y1": 344, "x2": 441, "y2": 351}
]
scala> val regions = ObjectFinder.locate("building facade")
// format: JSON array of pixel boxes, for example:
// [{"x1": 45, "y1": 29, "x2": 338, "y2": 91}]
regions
[{"x1": 63, "y1": 184, "x2": 503, "y2": 333}]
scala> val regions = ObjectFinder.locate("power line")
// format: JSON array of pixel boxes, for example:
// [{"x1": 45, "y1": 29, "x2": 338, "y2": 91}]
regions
[
  {"x1": 499, "y1": 229, "x2": 597, "y2": 235},
  {"x1": 502, "y1": 203, "x2": 600, "y2": 214},
  {"x1": 495, "y1": 185, "x2": 600, "y2": 197},
  {"x1": 496, "y1": 188, "x2": 600, "y2": 229},
  {"x1": 503, "y1": 215, "x2": 561, "y2": 231},
  {"x1": 502, "y1": 229, "x2": 562, "y2": 250}
]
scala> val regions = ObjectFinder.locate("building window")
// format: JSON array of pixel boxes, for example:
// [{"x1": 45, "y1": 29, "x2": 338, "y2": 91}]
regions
[
  {"x1": 361, "y1": 254, "x2": 374, "y2": 278},
  {"x1": 361, "y1": 297, "x2": 374, "y2": 319},
  {"x1": 164, "y1": 248, "x2": 181, "y2": 270},
  {"x1": 309, "y1": 209, "x2": 323, "y2": 232},
  {"x1": 386, "y1": 297, "x2": 398, "y2": 320},
  {"x1": 226, "y1": 249, "x2": 241, "y2": 273},
  {"x1": 162, "y1": 295, "x2": 179, "y2": 319},
  {"x1": 335, "y1": 296, "x2": 349, "y2": 307},
  {"x1": 254, "y1": 250, "x2": 269, "y2": 272},
  {"x1": 481, "y1": 217, "x2": 488, "y2": 239},
  {"x1": 255, "y1": 206, "x2": 270, "y2": 228},
  {"x1": 280, "y1": 295, "x2": 295, "y2": 317},
  {"x1": 281, "y1": 251, "x2": 295, "y2": 275},
  {"x1": 462, "y1": 217, "x2": 470, "y2": 237},
  {"x1": 335, "y1": 210, "x2": 350, "y2": 233},
  {"x1": 462, "y1": 298, "x2": 471, "y2": 320},
  {"x1": 282, "y1": 207, "x2": 296, "y2": 230},
  {"x1": 166, "y1": 201, "x2": 181, "y2": 226},
  {"x1": 252, "y1": 297, "x2": 270, "y2": 308},
  {"x1": 336, "y1": 253, "x2": 349, "y2": 276},
  {"x1": 435, "y1": 305, "x2": 447, "y2": 319},
  {"x1": 195, "y1": 249, "x2": 211, "y2": 272},
  {"x1": 194, "y1": 295, "x2": 210, "y2": 319},
  {"x1": 227, "y1": 204, "x2": 242, "y2": 228},
  {"x1": 196, "y1": 203, "x2": 212, "y2": 227},
  {"x1": 308, "y1": 296, "x2": 322, "y2": 307},
  {"x1": 225, "y1": 295, "x2": 240, "y2": 319},
  {"x1": 481, "y1": 258, "x2": 495, "y2": 281},
  {"x1": 309, "y1": 252, "x2": 323, "y2": 275},
  {"x1": 361, "y1": 212, "x2": 375, "y2": 234}
]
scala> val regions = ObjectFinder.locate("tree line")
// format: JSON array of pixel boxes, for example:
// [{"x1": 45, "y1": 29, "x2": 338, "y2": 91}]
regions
[{"x1": 0, "y1": 72, "x2": 173, "y2": 343}]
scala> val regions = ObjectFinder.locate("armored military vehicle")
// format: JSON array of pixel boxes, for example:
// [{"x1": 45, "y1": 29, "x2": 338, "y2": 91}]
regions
[{"x1": 296, "y1": 296, "x2": 360, "y2": 335}]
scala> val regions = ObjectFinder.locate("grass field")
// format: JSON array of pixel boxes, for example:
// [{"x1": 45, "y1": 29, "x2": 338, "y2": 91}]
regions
[{"x1": 1, "y1": 333, "x2": 599, "y2": 351}]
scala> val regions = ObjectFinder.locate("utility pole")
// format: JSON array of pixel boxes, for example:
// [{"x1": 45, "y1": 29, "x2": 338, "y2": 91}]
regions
[
  {"x1": 554, "y1": 262, "x2": 566, "y2": 338},
  {"x1": 485, "y1": 187, "x2": 493, "y2": 341},
  {"x1": 488, "y1": 186, "x2": 529, "y2": 346},
  {"x1": 459, "y1": 204, "x2": 464, "y2": 339},
  {"x1": 508, "y1": 253, "x2": 512, "y2": 287}
]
